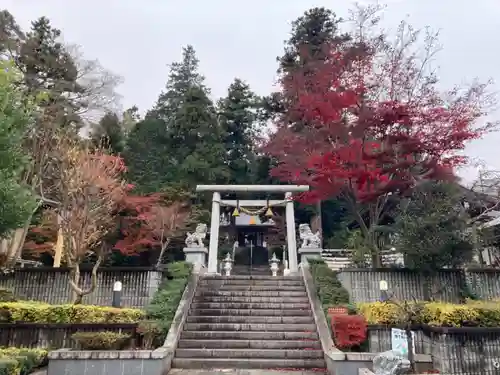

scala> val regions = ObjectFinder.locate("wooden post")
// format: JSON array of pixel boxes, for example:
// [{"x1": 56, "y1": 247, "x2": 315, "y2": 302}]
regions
[{"x1": 53, "y1": 215, "x2": 63, "y2": 267}]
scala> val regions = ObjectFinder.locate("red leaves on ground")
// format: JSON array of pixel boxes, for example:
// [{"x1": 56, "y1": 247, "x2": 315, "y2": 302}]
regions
[{"x1": 330, "y1": 314, "x2": 367, "y2": 349}]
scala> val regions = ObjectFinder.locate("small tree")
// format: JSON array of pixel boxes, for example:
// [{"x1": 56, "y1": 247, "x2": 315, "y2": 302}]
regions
[
  {"x1": 54, "y1": 137, "x2": 128, "y2": 303},
  {"x1": 114, "y1": 196, "x2": 189, "y2": 266}
]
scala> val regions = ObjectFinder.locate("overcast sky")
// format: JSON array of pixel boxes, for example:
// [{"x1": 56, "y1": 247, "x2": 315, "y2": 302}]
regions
[{"x1": 3, "y1": 0, "x2": 500, "y2": 183}]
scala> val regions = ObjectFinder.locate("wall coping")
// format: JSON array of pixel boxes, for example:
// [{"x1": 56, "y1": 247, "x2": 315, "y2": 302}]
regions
[
  {"x1": 160, "y1": 269, "x2": 201, "y2": 372},
  {"x1": 0, "y1": 266, "x2": 162, "y2": 273},
  {"x1": 338, "y1": 267, "x2": 500, "y2": 273},
  {"x1": 346, "y1": 352, "x2": 432, "y2": 363},
  {"x1": 300, "y1": 263, "x2": 345, "y2": 375},
  {"x1": 48, "y1": 348, "x2": 168, "y2": 360}
]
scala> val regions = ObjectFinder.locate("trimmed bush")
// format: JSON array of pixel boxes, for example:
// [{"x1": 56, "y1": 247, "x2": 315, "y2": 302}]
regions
[
  {"x1": 0, "y1": 288, "x2": 16, "y2": 302},
  {"x1": 0, "y1": 301, "x2": 144, "y2": 323},
  {"x1": 358, "y1": 300, "x2": 500, "y2": 327},
  {"x1": 0, "y1": 358, "x2": 17, "y2": 375},
  {"x1": 145, "y1": 261, "x2": 192, "y2": 346},
  {"x1": 72, "y1": 331, "x2": 131, "y2": 350},
  {"x1": 308, "y1": 259, "x2": 351, "y2": 311},
  {"x1": 0, "y1": 348, "x2": 48, "y2": 375}
]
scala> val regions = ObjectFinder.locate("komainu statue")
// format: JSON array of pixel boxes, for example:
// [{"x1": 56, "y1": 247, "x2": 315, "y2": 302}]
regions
[
  {"x1": 185, "y1": 224, "x2": 207, "y2": 247},
  {"x1": 298, "y1": 224, "x2": 321, "y2": 248}
]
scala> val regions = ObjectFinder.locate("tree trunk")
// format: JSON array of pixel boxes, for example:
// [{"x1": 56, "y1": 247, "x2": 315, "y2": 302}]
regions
[
  {"x1": 310, "y1": 201, "x2": 323, "y2": 247},
  {"x1": 69, "y1": 256, "x2": 102, "y2": 304},
  {"x1": 0, "y1": 220, "x2": 32, "y2": 269},
  {"x1": 155, "y1": 239, "x2": 171, "y2": 269}
]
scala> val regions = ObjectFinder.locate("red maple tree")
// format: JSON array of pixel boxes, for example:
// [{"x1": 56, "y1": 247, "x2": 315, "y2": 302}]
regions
[
  {"x1": 264, "y1": 10, "x2": 494, "y2": 266},
  {"x1": 114, "y1": 194, "x2": 189, "y2": 266}
]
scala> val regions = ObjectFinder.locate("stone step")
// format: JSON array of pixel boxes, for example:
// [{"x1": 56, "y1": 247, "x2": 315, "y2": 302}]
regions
[
  {"x1": 190, "y1": 302, "x2": 311, "y2": 310},
  {"x1": 193, "y1": 296, "x2": 310, "y2": 303},
  {"x1": 203, "y1": 275, "x2": 301, "y2": 281},
  {"x1": 186, "y1": 315, "x2": 314, "y2": 324},
  {"x1": 180, "y1": 331, "x2": 319, "y2": 340},
  {"x1": 171, "y1": 357, "x2": 326, "y2": 369},
  {"x1": 190, "y1": 308, "x2": 312, "y2": 316},
  {"x1": 184, "y1": 323, "x2": 317, "y2": 332},
  {"x1": 196, "y1": 290, "x2": 307, "y2": 297},
  {"x1": 175, "y1": 348, "x2": 324, "y2": 359},
  {"x1": 177, "y1": 339, "x2": 321, "y2": 349},
  {"x1": 196, "y1": 285, "x2": 306, "y2": 292},
  {"x1": 200, "y1": 280, "x2": 304, "y2": 286}
]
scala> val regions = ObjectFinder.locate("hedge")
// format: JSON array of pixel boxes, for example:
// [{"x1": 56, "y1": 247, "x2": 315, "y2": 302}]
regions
[
  {"x1": 0, "y1": 302, "x2": 144, "y2": 324},
  {"x1": 0, "y1": 348, "x2": 47, "y2": 375},
  {"x1": 358, "y1": 300, "x2": 500, "y2": 327},
  {"x1": 144, "y1": 261, "x2": 192, "y2": 347},
  {"x1": 307, "y1": 259, "x2": 353, "y2": 314}
]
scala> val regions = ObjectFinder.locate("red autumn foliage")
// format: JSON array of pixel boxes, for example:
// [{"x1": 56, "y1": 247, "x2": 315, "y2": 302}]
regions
[
  {"x1": 265, "y1": 40, "x2": 490, "y2": 204},
  {"x1": 23, "y1": 211, "x2": 58, "y2": 257},
  {"x1": 264, "y1": 13, "x2": 494, "y2": 266},
  {"x1": 114, "y1": 193, "x2": 188, "y2": 258},
  {"x1": 331, "y1": 314, "x2": 367, "y2": 349}
]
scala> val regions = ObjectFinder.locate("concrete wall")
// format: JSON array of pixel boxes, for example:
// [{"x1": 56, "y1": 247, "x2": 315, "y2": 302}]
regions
[
  {"x1": 337, "y1": 268, "x2": 500, "y2": 303},
  {"x1": 333, "y1": 353, "x2": 432, "y2": 375},
  {"x1": 0, "y1": 267, "x2": 163, "y2": 307},
  {"x1": 48, "y1": 348, "x2": 169, "y2": 375}
]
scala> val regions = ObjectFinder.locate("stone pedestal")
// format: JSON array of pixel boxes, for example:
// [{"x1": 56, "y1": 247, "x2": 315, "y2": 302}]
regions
[
  {"x1": 298, "y1": 247, "x2": 322, "y2": 265},
  {"x1": 183, "y1": 247, "x2": 208, "y2": 273}
]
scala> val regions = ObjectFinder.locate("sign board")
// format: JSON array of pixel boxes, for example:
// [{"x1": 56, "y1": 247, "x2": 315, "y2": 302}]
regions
[{"x1": 391, "y1": 328, "x2": 415, "y2": 356}]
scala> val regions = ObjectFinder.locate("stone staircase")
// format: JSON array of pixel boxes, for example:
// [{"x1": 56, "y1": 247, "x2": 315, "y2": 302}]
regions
[{"x1": 172, "y1": 271, "x2": 326, "y2": 370}]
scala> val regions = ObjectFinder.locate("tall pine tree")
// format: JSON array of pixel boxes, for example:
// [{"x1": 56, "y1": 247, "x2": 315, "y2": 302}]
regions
[
  {"x1": 218, "y1": 79, "x2": 260, "y2": 185},
  {"x1": 125, "y1": 45, "x2": 228, "y2": 192},
  {"x1": 264, "y1": 8, "x2": 351, "y2": 243},
  {"x1": 90, "y1": 112, "x2": 125, "y2": 154}
]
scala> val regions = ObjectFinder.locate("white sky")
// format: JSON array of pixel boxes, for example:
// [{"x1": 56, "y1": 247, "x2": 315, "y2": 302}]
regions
[{"x1": 3, "y1": 0, "x2": 500, "y2": 183}]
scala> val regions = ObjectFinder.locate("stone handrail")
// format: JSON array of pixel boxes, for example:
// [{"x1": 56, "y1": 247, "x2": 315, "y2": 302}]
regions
[
  {"x1": 161, "y1": 270, "x2": 201, "y2": 373},
  {"x1": 300, "y1": 263, "x2": 345, "y2": 374}
]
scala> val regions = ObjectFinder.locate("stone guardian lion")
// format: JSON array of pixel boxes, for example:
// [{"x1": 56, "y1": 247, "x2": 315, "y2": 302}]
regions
[{"x1": 298, "y1": 223, "x2": 321, "y2": 248}]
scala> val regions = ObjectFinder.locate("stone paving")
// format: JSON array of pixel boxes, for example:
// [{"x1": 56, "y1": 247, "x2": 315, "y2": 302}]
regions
[{"x1": 168, "y1": 370, "x2": 326, "y2": 375}]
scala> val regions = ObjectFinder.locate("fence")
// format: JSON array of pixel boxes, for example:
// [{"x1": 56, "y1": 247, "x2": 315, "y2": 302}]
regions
[
  {"x1": 337, "y1": 268, "x2": 500, "y2": 303},
  {"x1": 0, "y1": 267, "x2": 163, "y2": 307},
  {"x1": 365, "y1": 325, "x2": 500, "y2": 375},
  {"x1": 0, "y1": 323, "x2": 140, "y2": 349}
]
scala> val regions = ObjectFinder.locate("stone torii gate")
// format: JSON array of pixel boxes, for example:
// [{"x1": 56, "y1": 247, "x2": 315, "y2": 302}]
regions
[{"x1": 195, "y1": 184, "x2": 309, "y2": 274}]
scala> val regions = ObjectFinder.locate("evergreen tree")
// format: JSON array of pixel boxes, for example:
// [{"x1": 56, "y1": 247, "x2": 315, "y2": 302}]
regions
[
  {"x1": 124, "y1": 118, "x2": 170, "y2": 193},
  {"x1": 168, "y1": 85, "x2": 228, "y2": 187},
  {"x1": 18, "y1": 17, "x2": 82, "y2": 129},
  {"x1": 126, "y1": 46, "x2": 228, "y2": 192},
  {"x1": 147, "y1": 45, "x2": 205, "y2": 121},
  {"x1": 218, "y1": 79, "x2": 260, "y2": 185},
  {"x1": 263, "y1": 8, "x2": 351, "y2": 241},
  {"x1": 90, "y1": 112, "x2": 125, "y2": 154},
  {"x1": 0, "y1": 62, "x2": 37, "y2": 238}
]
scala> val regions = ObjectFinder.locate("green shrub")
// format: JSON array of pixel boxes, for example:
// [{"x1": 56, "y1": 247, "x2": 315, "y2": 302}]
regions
[
  {"x1": 166, "y1": 261, "x2": 192, "y2": 279},
  {"x1": 0, "y1": 288, "x2": 16, "y2": 302},
  {"x1": 0, "y1": 348, "x2": 47, "y2": 375},
  {"x1": 0, "y1": 358, "x2": 17, "y2": 375},
  {"x1": 0, "y1": 302, "x2": 144, "y2": 323},
  {"x1": 359, "y1": 300, "x2": 500, "y2": 327},
  {"x1": 308, "y1": 259, "x2": 350, "y2": 308},
  {"x1": 145, "y1": 261, "x2": 191, "y2": 346},
  {"x1": 71, "y1": 331, "x2": 131, "y2": 350},
  {"x1": 137, "y1": 319, "x2": 162, "y2": 349}
]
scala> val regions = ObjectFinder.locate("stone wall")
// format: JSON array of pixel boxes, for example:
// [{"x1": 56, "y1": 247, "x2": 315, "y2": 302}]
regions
[
  {"x1": 337, "y1": 268, "x2": 500, "y2": 303},
  {"x1": 0, "y1": 267, "x2": 163, "y2": 307}
]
